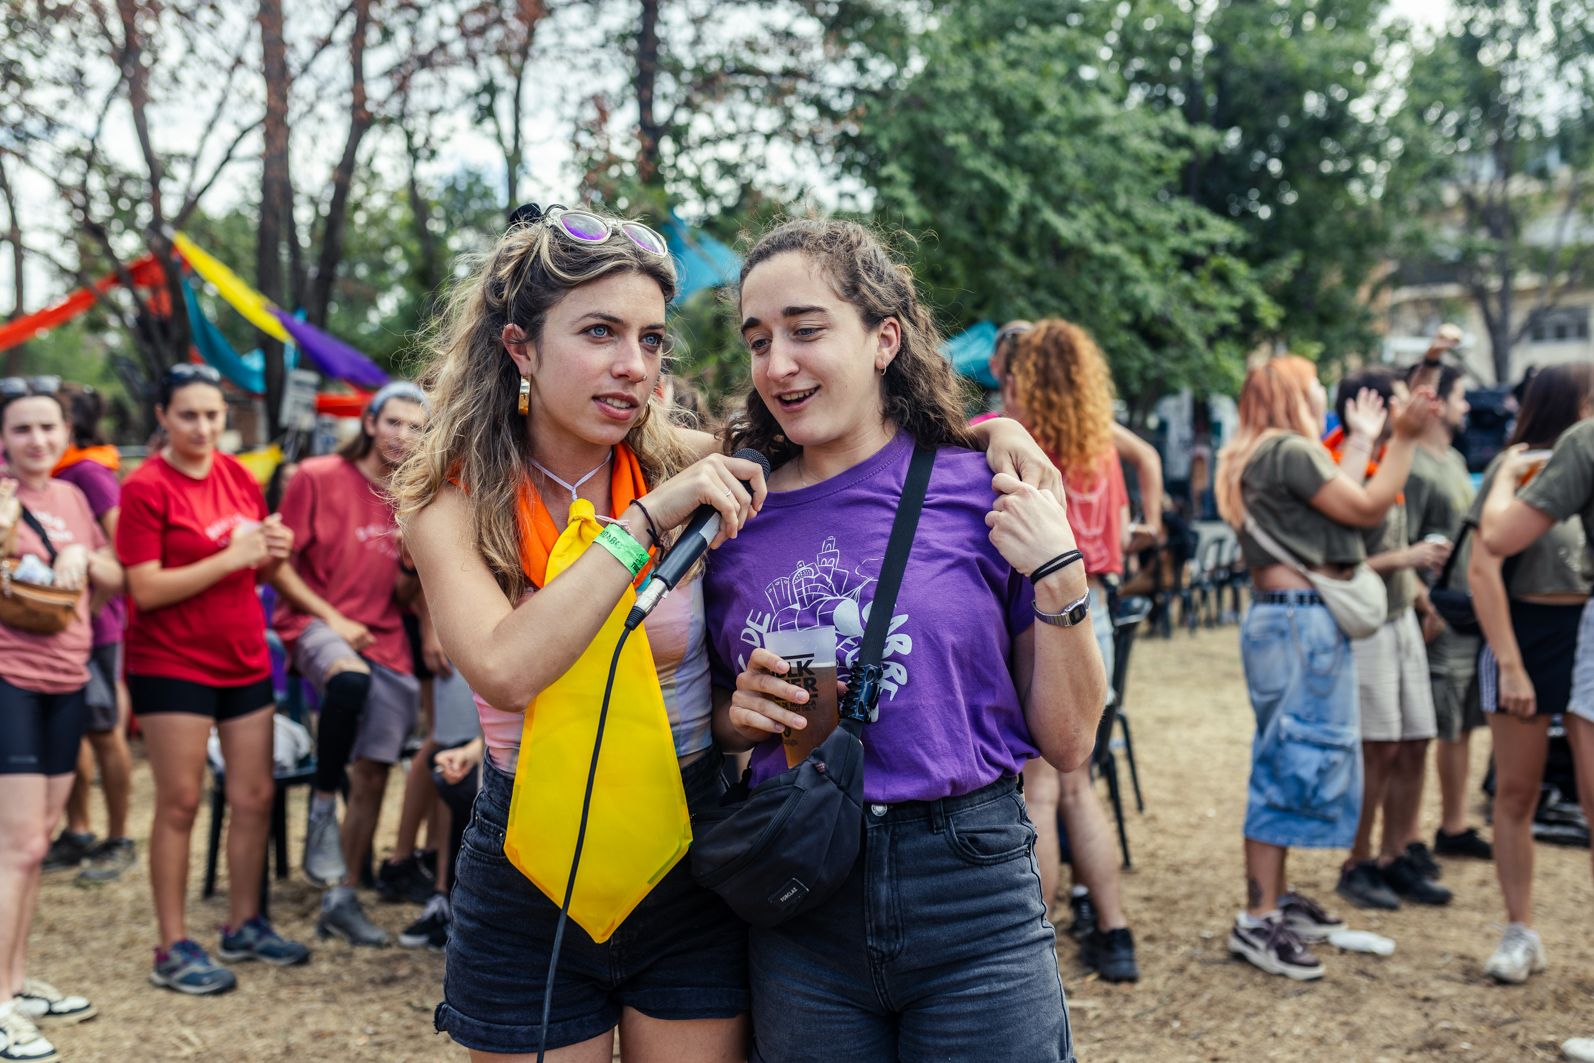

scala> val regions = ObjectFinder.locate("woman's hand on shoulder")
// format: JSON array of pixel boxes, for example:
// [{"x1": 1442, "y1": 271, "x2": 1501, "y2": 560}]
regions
[
  {"x1": 985, "y1": 471, "x2": 1077, "y2": 575},
  {"x1": 640, "y1": 452, "x2": 767, "y2": 547},
  {"x1": 978, "y1": 418, "x2": 1063, "y2": 496}
]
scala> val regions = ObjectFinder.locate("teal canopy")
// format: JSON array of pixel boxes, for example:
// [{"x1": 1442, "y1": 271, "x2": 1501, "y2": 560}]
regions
[
  {"x1": 942, "y1": 320, "x2": 999, "y2": 387},
  {"x1": 662, "y1": 213, "x2": 741, "y2": 302}
]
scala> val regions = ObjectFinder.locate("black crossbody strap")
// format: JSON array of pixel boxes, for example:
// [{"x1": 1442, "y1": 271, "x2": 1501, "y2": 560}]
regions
[
  {"x1": 1434, "y1": 520, "x2": 1472, "y2": 590},
  {"x1": 18, "y1": 505, "x2": 58, "y2": 565},
  {"x1": 843, "y1": 444, "x2": 935, "y2": 723}
]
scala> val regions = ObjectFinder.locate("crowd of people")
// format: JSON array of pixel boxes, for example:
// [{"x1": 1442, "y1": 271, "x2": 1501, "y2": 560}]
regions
[{"x1": 0, "y1": 202, "x2": 1588, "y2": 1063}]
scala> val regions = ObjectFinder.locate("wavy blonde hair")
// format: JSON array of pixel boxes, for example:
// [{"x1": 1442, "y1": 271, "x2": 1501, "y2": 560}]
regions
[
  {"x1": 391, "y1": 211, "x2": 695, "y2": 600},
  {"x1": 1214, "y1": 355, "x2": 1323, "y2": 528},
  {"x1": 1005, "y1": 319, "x2": 1115, "y2": 480},
  {"x1": 724, "y1": 218, "x2": 976, "y2": 465}
]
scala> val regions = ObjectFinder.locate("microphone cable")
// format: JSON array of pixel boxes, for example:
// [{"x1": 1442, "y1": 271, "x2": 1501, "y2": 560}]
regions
[{"x1": 536, "y1": 626, "x2": 630, "y2": 1063}]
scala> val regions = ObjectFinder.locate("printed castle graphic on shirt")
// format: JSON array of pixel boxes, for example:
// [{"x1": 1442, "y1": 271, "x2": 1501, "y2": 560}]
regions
[{"x1": 730, "y1": 534, "x2": 914, "y2": 700}]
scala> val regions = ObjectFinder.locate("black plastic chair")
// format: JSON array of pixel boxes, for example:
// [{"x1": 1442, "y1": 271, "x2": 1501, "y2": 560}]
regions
[{"x1": 1092, "y1": 595, "x2": 1152, "y2": 868}]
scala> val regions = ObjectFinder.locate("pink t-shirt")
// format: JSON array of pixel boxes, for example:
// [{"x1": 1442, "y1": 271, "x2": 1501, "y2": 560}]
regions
[
  {"x1": 476, "y1": 577, "x2": 711, "y2": 771},
  {"x1": 1063, "y1": 451, "x2": 1129, "y2": 578},
  {"x1": 271, "y1": 455, "x2": 409, "y2": 675},
  {"x1": 0, "y1": 478, "x2": 106, "y2": 693}
]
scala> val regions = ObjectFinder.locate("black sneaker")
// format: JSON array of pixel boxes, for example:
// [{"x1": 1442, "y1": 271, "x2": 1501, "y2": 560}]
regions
[
  {"x1": 1227, "y1": 916, "x2": 1323, "y2": 981},
  {"x1": 1434, "y1": 827, "x2": 1493, "y2": 860},
  {"x1": 1279, "y1": 891, "x2": 1346, "y2": 942},
  {"x1": 1080, "y1": 927, "x2": 1139, "y2": 983},
  {"x1": 41, "y1": 831, "x2": 95, "y2": 873},
  {"x1": 77, "y1": 837, "x2": 135, "y2": 885},
  {"x1": 1404, "y1": 841, "x2": 1441, "y2": 881},
  {"x1": 398, "y1": 895, "x2": 450, "y2": 952},
  {"x1": 1381, "y1": 854, "x2": 1453, "y2": 905},
  {"x1": 1066, "y1": 889, "x2": 1098, "y2": 942},
  {"x1": 1336, "y1": 861, "x2": 1401, "y2": 910},
  {"x1": 376, "y1": 852, "x2": 436, "y2": 905}
]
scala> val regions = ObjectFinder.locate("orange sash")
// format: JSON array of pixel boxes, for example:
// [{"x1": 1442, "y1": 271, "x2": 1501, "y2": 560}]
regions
[
  {"x1": 1324, "y1": 426, "x2": 1401, "y2": 504},
  {"x1": 53, "y1": 444, "x2": 121, "y2": 475},
  {"x1": 515, "y1": 444, "x2": 653, "y2": 588}
]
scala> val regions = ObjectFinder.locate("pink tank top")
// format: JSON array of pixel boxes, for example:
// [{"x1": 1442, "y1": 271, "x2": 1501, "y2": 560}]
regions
[{"x1": 476, "y1": 577, "x2": 712, "y2": 771}]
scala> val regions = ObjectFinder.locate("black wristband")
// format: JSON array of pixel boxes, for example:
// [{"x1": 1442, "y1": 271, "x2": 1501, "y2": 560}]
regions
[
  {"x1": 630, "y1": 498, "x2": 662, "y2": 549},
  {"x1": 1030, "y1": 550, "x2": 1084, "y2": 584}
]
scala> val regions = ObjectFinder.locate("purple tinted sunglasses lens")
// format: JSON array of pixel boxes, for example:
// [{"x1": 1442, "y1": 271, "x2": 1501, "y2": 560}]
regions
[
  {"x1": 622, "y1": 222, "x2": 668, "y2": 255},
  {"x1": 558, "y1": 211, "x2": 610, "y2": 242}
]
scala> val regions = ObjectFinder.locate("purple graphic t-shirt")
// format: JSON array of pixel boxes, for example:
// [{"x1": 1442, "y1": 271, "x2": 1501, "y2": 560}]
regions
[{"x1": 703, "y1": 434, "x2": 1038, "y2": 803}]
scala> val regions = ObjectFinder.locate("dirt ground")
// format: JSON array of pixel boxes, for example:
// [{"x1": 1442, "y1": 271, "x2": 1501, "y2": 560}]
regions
[{"x1": 33, "y1": 626, "x2": 1593, "y2": 1061}]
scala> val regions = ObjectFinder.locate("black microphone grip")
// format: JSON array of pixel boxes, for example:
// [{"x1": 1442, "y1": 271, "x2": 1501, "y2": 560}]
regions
[{"x1": 626, "y1": 448, "x2": 770, "y2": 629}]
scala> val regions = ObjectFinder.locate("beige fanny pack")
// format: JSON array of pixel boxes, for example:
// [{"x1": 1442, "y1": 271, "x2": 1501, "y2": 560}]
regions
[{"x1": 1244, "y1": 517, "x2": 1386, "y2": 639}]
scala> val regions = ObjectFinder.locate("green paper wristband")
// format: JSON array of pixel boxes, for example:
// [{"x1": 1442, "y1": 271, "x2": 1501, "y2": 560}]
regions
[{"x1": 595, "y1": 522, "x2": 650, "y2": 577}]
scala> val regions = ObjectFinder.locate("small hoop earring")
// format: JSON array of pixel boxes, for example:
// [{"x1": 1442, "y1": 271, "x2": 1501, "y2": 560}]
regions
[
  {"x1": 517, "y1": 376, "x2": 531, "y2": 415},
  {"x1": 878, "y1": 363, "x2": 889, "y2": 377}
]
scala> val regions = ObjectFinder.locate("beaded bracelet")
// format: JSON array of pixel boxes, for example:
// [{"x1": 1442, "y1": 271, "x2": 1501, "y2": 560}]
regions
[{"x1": 594, "y1": 522, "x2": 651, "y2": 577}]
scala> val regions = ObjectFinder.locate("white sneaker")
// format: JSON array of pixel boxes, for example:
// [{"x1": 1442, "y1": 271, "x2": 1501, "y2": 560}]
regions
[
  {"x1": 1484, "y1": 924, "x2": 1547, "y2": 984},
  {"x1": 303, "y1": 804, "x2": 346, "y2": 887},
  {"x1": 1563, "y1": 1037, "x2": 1594, "y2": 1062},
  {"x1": 14, "y1": 978, "x2": 95, "y2": 1025},
  {"x1": 0, "y1": 1000, "x2": 58, "y2": 1063}
]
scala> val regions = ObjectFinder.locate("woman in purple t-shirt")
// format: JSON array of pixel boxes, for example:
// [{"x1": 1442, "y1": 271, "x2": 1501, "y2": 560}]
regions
[{"x1": 707, "y1": 219, "x2": 1106, "y2": 1063}]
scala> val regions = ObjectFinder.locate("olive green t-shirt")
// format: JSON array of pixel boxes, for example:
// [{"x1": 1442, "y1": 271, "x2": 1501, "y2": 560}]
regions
[
  {"x1": 1238, "y1": 433, "x2": 1367, "y2": 570},
  {"x1": 1481, "y1": 445, "x2": 1594, "y2": 597},
  {"x1": 1363, "y1": 497, "x2": 1416, "y2": 618},
  {"x1": 1407, "y1": 444, "x2": 1473, "y2": 543}
]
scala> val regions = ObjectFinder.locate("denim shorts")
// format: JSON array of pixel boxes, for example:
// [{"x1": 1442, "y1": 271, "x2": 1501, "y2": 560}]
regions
[
  {"x1": 435, "y1": 750, "x2": 749, "y2": 1053},
  {"x1": 1241, "y1": 597, "x2": 1362, "y2": 849},
  {"x1": 747, "y1": 777, "x2": 1074, "y2": 1063}
]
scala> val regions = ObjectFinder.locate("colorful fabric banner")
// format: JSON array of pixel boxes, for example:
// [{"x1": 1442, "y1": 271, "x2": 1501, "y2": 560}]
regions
[
  {"x1": 269, "y1": 310, "x2": 388, "y2": 390},
  {"x1": 182, "y1": 278, "x2": 268, "y2": 394},
  {"x1": 0, "y1": 255, "x2": 164, "y2": 353},
  {"x1": 171, "y1": 232, "x2": 292, "y2": 343}
]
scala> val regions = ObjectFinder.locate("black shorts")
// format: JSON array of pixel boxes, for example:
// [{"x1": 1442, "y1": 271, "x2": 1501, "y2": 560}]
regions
[
  {"x1": 0, "y1": 676, "x2": 88, "y2": 776},
  {"x1": 84, "y1": 643, "x2": 124, "y2": 733},
  {"x1": 127, "y1": 673, "x2": 275, "y2": 722}
]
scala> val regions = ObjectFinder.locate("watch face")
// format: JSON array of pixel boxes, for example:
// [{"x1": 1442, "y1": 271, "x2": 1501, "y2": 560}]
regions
[{"x1": 1067, "y1": 601, "x2": 1090, "y2": 625}]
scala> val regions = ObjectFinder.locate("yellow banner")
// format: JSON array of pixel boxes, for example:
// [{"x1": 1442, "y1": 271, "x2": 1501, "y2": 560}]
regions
[{"x1": 172, "y1": 232, "x2": 291, "y2": 343}]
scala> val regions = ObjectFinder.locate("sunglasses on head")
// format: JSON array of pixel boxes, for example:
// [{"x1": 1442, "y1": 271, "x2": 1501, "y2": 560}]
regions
[
  {"x1": 515, "y1": 202, "x2": 669, "y2": 257},
  {"x1": 163, "y1": 363, "x2": 223, "y2": 387},
  {"x1": 0, "y1": 375, "x2": 62, "y2": 399}
]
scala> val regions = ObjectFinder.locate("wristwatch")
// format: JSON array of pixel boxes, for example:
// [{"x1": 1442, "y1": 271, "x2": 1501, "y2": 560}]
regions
[{"x1": 1034, "y1": 589, "x2": 1091, "y2": 628}]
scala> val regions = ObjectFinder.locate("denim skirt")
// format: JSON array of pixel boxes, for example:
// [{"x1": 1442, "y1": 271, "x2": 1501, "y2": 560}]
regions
[{"x1": 1241, "y1": 596, "x2": 1362, "y2": 849}]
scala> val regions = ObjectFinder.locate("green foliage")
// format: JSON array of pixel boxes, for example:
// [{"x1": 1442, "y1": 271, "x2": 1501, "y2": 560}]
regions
[
  {"x1": 840, "y1": 0, "x2": 1272, "y2": 414},
  {"x1": 1102, "y1": 0, "x2": 1401, "y2": 368}
]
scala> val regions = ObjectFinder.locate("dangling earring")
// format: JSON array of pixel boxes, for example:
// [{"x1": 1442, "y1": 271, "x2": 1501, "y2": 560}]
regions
[
  {"x1": 517, "y1": 376, "x2": 531, "y2": 415},
  {"x1": 878, "y1": 362, "x2": 889, "y2": 377}
]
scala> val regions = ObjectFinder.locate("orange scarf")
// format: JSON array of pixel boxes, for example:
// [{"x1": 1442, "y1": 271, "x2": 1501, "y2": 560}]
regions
[
  {"x1": 1323, "y1": 426, "x2": 1401, "y2": 504},
  {"x1": 515, "y1": 444, "x2": 653, "y2": 588},
  {"x1": 54, "y1": 444, "x2": 121, "y2": 475}
]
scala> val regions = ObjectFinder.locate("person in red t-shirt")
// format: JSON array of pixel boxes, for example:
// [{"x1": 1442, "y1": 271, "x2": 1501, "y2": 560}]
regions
[
  {"x1": 270, "y1": 382, "x2": 427, "y2": 946},
  {"x1": 0, "y1": 381, "x2": 122, "y2": 1056},
  {"x1": 116, "y1": 364, "x2": 309, "y2": 994},
  {"x1": 1001, "y1": 318, "x2": 1149, "y2": 984}
]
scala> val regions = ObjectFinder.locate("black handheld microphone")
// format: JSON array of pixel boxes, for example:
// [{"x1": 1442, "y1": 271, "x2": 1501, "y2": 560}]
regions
[{"x1": 626, "y1": 448, "x2": 770, "y2": 630}]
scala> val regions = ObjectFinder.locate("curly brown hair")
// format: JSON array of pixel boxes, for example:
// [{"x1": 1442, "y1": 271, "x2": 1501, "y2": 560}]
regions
[
  {"x1": 1004, "y1": 319, "x2": 1115, "y2": 480},
  {"x1": 724, "y1": 217, "x2": 976, "y2": 465}
]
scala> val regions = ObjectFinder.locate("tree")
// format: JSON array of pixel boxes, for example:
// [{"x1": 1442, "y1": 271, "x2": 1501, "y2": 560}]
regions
[
  {"x1": 1391, "y1": 0, "x2": 1594, "y2": 383},
  {"x1": 1103, "y1": 0, "x2": 1402, "y2": 365},
  {"x1": 839, "y1": 0, "x2": 1273, "y2": 417}
]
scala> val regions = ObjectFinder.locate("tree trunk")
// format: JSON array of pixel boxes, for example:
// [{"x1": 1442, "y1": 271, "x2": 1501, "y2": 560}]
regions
[
  {"x1": 307, "y1": 0, "x2": 374, "y2": 330},
  {"x1": 0, "y1": 153, "x2": 28, "y2": 376},
  {"x1": 258, "y1": 0, "x2": 292, "y2": 437},
  {"x1": 635, "y1": 0, "x2": 663, "y2": 188}
]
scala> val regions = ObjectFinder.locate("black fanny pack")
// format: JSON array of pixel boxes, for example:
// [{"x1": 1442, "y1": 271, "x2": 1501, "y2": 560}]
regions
[{"x1": 689, "y1": 445, "x2": 934, "y2": 927}]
